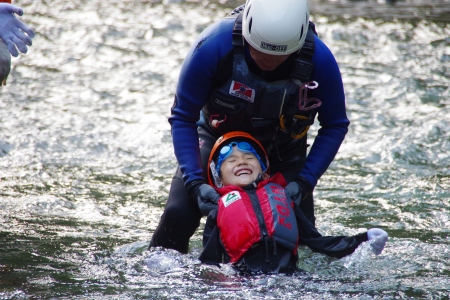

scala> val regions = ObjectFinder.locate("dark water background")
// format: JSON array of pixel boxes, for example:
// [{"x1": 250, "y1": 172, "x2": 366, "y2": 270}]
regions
[{"x1": 1, "y1": 0, "x2": 449, "y2": 299}]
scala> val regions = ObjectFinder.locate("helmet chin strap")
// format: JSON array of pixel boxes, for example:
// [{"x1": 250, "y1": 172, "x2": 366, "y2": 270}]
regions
[
  {"x1": 254, "y1": 174, "x2": 265, "y2": 185},
  {"x1": 209, "y1": 160, "x2": 223, "y2": 188},
  {"x1": 245, "y1": 173, "x2": 266, "y2": 189}
]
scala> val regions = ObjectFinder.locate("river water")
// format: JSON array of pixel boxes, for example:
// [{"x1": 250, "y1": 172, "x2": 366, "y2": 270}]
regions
[{"x1": 0, "y1": 0, "x2": 449, "y2": 299}]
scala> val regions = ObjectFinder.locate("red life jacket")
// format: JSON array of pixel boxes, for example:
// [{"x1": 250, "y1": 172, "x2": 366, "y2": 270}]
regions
[{"x1": 216, "y1": 173, "x2": 299, "y2": 263}]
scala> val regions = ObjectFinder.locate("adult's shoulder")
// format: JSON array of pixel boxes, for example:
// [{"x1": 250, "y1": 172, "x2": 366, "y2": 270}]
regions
[
  {"x1": 313, "y1": 36, "x2": 337, "y2": 68},
  {"x1": 312, "y1": 35, "x2": 338, "y2": 65}
]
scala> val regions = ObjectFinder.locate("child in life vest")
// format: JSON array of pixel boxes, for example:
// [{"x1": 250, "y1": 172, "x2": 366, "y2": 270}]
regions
[{"x1": 199, "y1": 131, "x2": 388, "y2": 274}]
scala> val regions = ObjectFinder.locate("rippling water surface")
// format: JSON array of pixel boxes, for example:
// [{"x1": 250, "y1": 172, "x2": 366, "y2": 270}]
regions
[{"x1": 1, "y1": 0, "x2": 449, "y2": 299}]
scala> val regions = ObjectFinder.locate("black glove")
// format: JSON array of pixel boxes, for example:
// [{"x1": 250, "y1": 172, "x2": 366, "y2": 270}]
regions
[
  {"x1": 284, "y1": 177, "x2": 313, "y2": 207},
  {"x1": 187, "y1": 181, "x2": 220, "y2": 216}
]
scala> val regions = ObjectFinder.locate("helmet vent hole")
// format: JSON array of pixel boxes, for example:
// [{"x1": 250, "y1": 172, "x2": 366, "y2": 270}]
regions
[
  {"x1": 299, "y1": 25, "x2": 304, "y2": 42},
  {"x1": 248, "y1": 18, "x2": 252, "y2": 34},
  {"x1": 246, "y1": 5, "x2": 251, "y2": 18}
]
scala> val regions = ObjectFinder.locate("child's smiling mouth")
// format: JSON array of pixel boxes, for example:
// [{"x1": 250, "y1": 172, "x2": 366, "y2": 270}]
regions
[{"x1": 235, "y1": 168, "x2": 252, "y2": 176}]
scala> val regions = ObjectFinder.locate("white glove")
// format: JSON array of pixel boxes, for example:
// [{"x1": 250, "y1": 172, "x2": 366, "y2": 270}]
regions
[
  {"x1": 0, "y1": 3, "x2": 35, "y2": 57},
  {"x1": 367, "y1": 228, "x2": 388, "y2": 255}
]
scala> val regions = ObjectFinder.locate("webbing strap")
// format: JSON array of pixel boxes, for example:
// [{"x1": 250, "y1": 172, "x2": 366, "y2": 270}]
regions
[
  {"x1": 232, "y1": 13, "x2": 244, "y2": 47},
  {"x1": 291, "y1": 23, "x2": 316, "y2": 83}
]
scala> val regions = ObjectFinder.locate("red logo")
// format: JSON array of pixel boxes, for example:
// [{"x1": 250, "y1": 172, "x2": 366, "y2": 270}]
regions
[{"x1": 229, "y1": 81, "x2": 255, "y2": 103}]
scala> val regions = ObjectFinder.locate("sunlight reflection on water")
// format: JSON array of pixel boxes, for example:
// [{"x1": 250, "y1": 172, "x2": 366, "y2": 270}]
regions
[{"x1": 0, "y1": 0, "x2": 449, "y2": 299}]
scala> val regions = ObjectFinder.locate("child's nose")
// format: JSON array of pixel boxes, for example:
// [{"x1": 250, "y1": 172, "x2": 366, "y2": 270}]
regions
[{"x1": 237, "y1": 157, "x2": 248, "y2": 165}]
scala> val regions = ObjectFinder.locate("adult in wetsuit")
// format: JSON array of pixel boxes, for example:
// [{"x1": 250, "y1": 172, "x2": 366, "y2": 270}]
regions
[{"x1": 150, "y1": 0, "x2": 349, "y2": 254}]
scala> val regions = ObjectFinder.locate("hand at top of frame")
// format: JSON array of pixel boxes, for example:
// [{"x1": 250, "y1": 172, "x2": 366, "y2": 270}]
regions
[{"x1": 0, "y1": 3, "x2": 36, "y2": 57}]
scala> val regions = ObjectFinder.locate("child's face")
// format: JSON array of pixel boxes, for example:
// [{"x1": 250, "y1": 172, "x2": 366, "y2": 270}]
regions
[{"x1": 219, "y1": 147, "x2": 266, "y2": 187}]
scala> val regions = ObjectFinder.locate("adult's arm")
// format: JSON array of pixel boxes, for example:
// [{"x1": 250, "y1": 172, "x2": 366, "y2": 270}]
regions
[
  {"x1": 299, "y1": 36, "x2": 350, "y2": 187},
  {"x1": 169, "y1": 18, "x2": 235, "y2": 188}
]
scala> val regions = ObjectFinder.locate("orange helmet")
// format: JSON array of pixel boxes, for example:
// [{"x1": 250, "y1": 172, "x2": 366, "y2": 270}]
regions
[{"x1": 207, "y1": 131, "x2": 269, "y2": 187}]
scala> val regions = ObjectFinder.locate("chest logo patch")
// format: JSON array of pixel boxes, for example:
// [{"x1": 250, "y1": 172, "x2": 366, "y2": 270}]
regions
[
  {"x1": 229, "y1": 80, "x2": 255, "y2": 103},
  {"x1": 222, "y1": 191, "x2": 242, "y2": 207}
]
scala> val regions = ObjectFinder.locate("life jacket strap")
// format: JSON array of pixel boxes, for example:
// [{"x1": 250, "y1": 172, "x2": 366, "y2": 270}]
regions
[
  {"x1": 291, "y1": 23, "x2": 316, "y2": 83},
  {"x1": 232, "y1": 13, "x2": 244, "y2": 47}
]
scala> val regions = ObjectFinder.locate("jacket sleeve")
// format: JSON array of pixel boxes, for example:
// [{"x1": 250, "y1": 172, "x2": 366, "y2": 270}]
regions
[
  {"x1": 168, "y1": 18, "x2": 235, "y2": 187},
  {"x1": 295, "y1": 205, "x2": 368, "y2": 258},
  {"x1": 299, "y1": 36, "x2": 350, "y2": 188},
  {"x1": 301, "y1": 233, "x2": 368, "y2": 258}
]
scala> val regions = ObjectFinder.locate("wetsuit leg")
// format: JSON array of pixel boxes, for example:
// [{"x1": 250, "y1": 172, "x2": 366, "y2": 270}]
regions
[
  {"x1": 149, "y1": 127, "x2": 218, "y2": 253},
  {"x1": 149, "y1": 167, "x2": 201, "y2": 254}
]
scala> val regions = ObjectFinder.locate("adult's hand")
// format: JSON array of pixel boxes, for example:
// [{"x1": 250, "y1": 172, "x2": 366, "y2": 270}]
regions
[
  {"x1": 188, "y1": 182, "x2": 220, "y2": 216},
  {"x1": 0, "y1": 3, "x2": 35, "y2": 57},
  {"x1": 367, "y1": 228, "x2": 389, "y2": 255},
  {"x1": 284, "y1": 177, "x2": 313, "y2": 206}
]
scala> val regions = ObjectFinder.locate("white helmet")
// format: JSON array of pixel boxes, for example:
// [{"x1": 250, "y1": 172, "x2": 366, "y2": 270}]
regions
[{"x1": 242, "y1": 0, "x2": 310, "y2": 55}]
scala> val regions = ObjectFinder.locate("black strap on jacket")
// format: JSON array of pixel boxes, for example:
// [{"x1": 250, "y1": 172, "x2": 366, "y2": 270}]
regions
[
  {"x1": 291, "y1": 27, "x2": 315, "y2": 83},
  {"x1": 232, "y1": 12, "x2": 244, "y2": 47}
]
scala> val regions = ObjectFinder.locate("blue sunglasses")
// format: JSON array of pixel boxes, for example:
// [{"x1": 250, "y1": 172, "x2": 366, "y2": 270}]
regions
[{"x1": 216, "y1": 141, "x2": 267, "y2": 175}]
